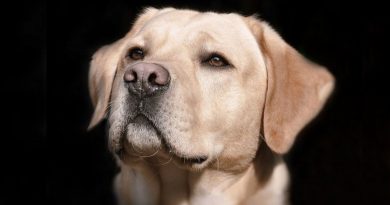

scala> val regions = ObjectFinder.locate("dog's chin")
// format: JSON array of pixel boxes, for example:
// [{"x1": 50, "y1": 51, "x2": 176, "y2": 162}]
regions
[
  {"x1": 116, "y1": 115, "x2": 212, "y2": 170},
  {"x1": 123, "y1": 115, "x2": 162, "y2": 155}
]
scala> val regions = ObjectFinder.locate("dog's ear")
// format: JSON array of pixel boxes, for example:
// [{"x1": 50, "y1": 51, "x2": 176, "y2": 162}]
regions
[
  {"x1": 88, "y1": 39, "x2": 125, "y2": 129},
  {"x1": 88, "y1": 7, "x2": 162, "y2": 129},
  {"x1": 245, "y1": 17, "x2": 335, "y2": 153}
]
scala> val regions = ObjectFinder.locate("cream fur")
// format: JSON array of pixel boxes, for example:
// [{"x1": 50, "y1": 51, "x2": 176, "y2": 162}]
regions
[{"x1": 89, "y1": 7, "x2": 334, "y2": 205}]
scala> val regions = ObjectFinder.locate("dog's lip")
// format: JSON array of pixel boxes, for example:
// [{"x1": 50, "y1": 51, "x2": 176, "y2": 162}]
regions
[
  {"x1": 159, "y1": 136, "x2": 209, "y2": 166},
  {"x1": 175, "y1": 155, "x2": 208, "y2": 165},
  {"x1": 124, "y1": 114, "x2": 210, "y2": 166}
]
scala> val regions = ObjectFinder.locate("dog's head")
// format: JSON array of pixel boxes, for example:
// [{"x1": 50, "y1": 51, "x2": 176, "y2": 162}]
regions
[{"x1": 88, "y1": 8, "x2": 334, "y2": 171}]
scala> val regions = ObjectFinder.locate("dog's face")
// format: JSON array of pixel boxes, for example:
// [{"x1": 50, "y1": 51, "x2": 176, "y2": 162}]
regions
[{"x1": 89, "y1": 8, "x2": 334, "y2": 172}]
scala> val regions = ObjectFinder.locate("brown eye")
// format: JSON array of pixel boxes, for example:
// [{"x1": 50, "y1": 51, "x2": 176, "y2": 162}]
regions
[
  {"x1": 128, "y1": 48, "x2": 144, "y2": 60},
  {"x1": 207, "y1": 55, "x2": 229, "y2": 67}
]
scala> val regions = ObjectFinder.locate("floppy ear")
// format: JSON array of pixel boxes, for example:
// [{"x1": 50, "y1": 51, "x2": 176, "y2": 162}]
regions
[
  {"x1": 88, "y1": 7, "x2": 162, "y2": 129},
  {"x1": 246, "y1": 17, "x2": 335, "y2": 153},
  {"x1": 88, "y1": 39, "x2": 126, "y2": 129}
]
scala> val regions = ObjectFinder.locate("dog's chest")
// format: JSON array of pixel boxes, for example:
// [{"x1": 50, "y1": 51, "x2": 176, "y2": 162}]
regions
[{"x1": 160, "y1": 167, "x2": 237, "y2": 205}]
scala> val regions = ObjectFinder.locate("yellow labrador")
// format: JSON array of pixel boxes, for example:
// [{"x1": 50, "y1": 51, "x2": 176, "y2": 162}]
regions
[{"x1": 88, "y1": 7, "x2": 334, "y2": 205}]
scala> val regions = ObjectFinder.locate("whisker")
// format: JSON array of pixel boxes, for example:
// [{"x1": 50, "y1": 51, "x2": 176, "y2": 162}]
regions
[
  {"x1": 140, "y1": 148, "x2": 160, "y2": 158},
  {"x1": 216, "y1": 155, "x2": 220, "y2": 171},
  {"x1": 130, "y1": 142, "x2": 144, "y2": 155},
  {"x1": 159, "y1": 155, "x2": 173, "y2": 166}
]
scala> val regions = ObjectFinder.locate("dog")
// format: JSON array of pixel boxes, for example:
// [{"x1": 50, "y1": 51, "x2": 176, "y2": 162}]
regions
[{"x1": 88, "y1": 7, "x2": 334, "y2": 205}]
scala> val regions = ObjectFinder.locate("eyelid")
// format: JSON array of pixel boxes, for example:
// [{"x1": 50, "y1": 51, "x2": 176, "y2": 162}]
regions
[
  {"x1": 127, "y1": 47, "x2": 146, "y2": 60},
  {"x1": 202, "y1": 52, "x2": 232, "y2": 67}
]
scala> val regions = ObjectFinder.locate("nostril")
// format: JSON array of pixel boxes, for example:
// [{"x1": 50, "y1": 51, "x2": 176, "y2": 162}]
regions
[
  {"x1": 153, "y1": 70, "x2": 170, "y2": 86},
  {"x1": 148, "y1": 71, "x2": 170, "y2": 86},
  {"x1": 148, "y1": 73, "x2": 158, "y2": 85},
  {"x1": 124, "y1": 70, "x2": 137, "y2": 83}
]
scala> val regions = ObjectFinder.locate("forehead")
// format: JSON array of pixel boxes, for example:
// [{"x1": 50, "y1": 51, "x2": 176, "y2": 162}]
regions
[{"x1": 135, "y1": 10, "x2": 257, "y2": 50}]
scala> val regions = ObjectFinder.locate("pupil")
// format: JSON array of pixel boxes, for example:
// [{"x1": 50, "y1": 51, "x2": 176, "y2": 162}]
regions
[{"x1": 132, "y1": 49, "x2": 143, "y2": 59}]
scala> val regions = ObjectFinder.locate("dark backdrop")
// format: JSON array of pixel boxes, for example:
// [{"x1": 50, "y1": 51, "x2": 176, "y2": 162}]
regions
[{"x1": 38, "y1": 0, "x2": 389, "y2": 204}]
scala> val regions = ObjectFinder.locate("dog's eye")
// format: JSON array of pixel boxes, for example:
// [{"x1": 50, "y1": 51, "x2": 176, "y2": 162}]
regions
[
  {"x1": 128, "y1": 48, "x2": 144, "y2": 60},
  {"x1": 206, "y1": 54, "x2": 230, "y2": 67}
]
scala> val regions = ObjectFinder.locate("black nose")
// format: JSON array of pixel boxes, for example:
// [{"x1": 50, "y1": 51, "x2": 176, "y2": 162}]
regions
[{"x1": 123, "y1": 63, "x2": 170, "y2": 98}]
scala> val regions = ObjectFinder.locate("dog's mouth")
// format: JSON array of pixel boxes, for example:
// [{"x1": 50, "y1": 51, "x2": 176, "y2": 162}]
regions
[
  {"x1": 164, "y1": 152, "x2": 210, "y2": 169},
  {"x1": 173, "y1": 155, "x2": 209, "y2": 169},
  {"x1": 116, "y1": 114, "x2": 209, "y2": 168},
  {"x1": 178, "y1": 156, "x2": 208, "y2": 164}
]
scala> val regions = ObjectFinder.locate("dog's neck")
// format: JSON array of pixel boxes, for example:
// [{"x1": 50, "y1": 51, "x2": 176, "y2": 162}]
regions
[
  {"x1": 116, "y1": 145, "x2": 288, "y2": 205},
  {"x1": 184, "y1": 164, "x2": 263, "y2": 205}
]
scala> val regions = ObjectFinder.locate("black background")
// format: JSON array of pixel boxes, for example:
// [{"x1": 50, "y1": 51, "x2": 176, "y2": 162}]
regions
[{"x1": 11, "y1": 0, "x2": 390, "y2": 204}]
